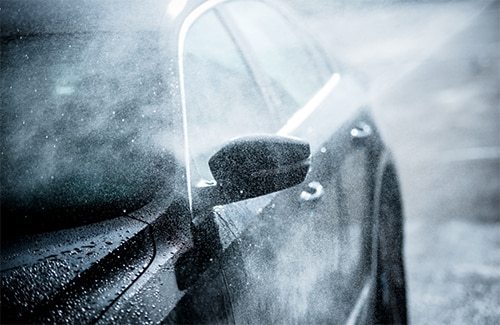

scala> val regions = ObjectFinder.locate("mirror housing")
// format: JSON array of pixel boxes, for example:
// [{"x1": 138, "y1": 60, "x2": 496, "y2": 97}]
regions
[
  {"x1": 194, "y1": 135, "x2": 310, "y2": 209},
  {"x1": 179, "y1": 135, "x2": 310, "y2": 289}
]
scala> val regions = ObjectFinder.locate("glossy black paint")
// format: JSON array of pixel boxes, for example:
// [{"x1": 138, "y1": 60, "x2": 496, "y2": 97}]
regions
[
  {"x1": 208, "y1": 135, "x2": 310, "y2": 204},
  {"x1": 1, "y1": 217, "x2": 154, "y2": 323}
]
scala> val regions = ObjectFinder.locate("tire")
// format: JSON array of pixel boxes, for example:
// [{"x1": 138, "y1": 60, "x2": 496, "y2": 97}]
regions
[{"x1": 374, "y1": 165, "x2": 408, "y2": 324}]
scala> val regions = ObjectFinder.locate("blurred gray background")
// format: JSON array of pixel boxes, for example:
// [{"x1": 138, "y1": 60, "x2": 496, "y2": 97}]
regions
[{"x1": 288, "y1": 0, "x2": 500, "y2": 323}]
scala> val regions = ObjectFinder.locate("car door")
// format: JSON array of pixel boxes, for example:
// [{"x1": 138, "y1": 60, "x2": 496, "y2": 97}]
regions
[
  {"x1": 181, "y1": 1, "x2": 376, "y2": 323},
  {"x1": 216, "y1": 2, "x2": 377, "y2": 323}
]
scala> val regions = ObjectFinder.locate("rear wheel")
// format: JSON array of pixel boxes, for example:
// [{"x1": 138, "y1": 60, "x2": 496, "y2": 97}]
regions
[{"x1": 374, "y1": 165, "x2": 408, "y2": 324}]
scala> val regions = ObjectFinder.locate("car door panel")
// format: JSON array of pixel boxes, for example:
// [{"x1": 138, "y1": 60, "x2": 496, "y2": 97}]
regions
[
  {"x1": 204, "y1": 2, "x2": 377, "y2": 322},
  {"x1": 173, "y1": 0, "x2": 380, "y2": 322},
  {"x1": 212, "y1": 112, "x2": 375, "y2": 324}
]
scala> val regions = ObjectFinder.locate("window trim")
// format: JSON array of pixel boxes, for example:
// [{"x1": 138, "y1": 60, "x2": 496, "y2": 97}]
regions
[{"x1": 178, "y1": 0, "x2": 226, "y2": 211}]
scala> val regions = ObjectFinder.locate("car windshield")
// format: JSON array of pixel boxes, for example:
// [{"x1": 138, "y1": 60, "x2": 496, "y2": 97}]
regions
[{"x1": 1, "y1": 32, "x2": 177, "y2": 225}]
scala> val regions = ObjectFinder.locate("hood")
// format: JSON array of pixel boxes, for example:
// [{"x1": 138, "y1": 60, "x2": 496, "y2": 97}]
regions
[{"x1": 0, "y1": 216, "x2": 153, "y2": 324}]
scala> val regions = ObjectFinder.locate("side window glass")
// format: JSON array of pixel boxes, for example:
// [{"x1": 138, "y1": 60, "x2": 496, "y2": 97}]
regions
[
  {"x1": 223, "y1": 1, "x2": 331, "y2": 118},
  {"x1": 183, "y1": 10, "x2": 273, "y2": 180}
]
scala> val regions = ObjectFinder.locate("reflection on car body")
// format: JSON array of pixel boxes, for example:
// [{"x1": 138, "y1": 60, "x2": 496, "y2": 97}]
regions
[{"x1": 0, "y1": 0, "x2": 407, "y2": 324}]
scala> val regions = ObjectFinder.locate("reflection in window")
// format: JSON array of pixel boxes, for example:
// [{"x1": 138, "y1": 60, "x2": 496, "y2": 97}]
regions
[
  {"x1": 224, "y1": 1, "x2": 331, "y2": 118},
  {"x1": 183, "y1": 10, "x2": 273, "y2": 180}
]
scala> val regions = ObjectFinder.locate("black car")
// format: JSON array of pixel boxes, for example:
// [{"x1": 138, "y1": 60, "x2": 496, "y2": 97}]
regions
[{"x1": 0, "y1": 0, "x2": 407, "y2": 323}]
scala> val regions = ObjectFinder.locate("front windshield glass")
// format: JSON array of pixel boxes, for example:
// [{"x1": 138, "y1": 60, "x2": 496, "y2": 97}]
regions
[{"x1": 1, "y1": 32, "x2": 176, "y2": 223}]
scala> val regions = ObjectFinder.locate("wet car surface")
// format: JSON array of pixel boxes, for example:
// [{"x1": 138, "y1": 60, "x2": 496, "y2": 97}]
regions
[{"x1": 1, "y1": 0, "x2": 407, "y2": 323}]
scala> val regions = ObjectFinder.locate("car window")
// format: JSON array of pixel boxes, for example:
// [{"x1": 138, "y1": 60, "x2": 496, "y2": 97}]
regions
[
  {"x1": 223, "y1": 0, "x2": 332, "y2": 119},
  {"x1": 183, "y1": 10, "x2": 275, "y2": 181},
  {"x1": 1, "y1": 32, "x2": 177, "y2": 223}
]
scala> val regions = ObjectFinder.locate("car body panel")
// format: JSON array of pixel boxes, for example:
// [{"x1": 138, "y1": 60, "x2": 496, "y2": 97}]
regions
[
  {"x1": 0, "y1": 0, "x2": 403, "y2": 324},
  {"x1": 102, "y1": 0, "x2": 384, "y2": 314},
  {"x1": 0, "y1": 216, "x2": 152, "y2": 323}
]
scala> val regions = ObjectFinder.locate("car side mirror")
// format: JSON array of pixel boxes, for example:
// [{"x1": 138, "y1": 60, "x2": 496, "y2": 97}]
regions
[
  {"x1": 193, "y1": 135, "x2": 310, "y2": 210},
  {"x1": 179, "y1": 135, "x2": 310, "y2": 290}
]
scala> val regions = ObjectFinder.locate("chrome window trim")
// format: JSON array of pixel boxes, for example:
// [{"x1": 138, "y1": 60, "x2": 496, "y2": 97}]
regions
[{"x1": 178, "y1": 0, "x2": 226, "y2": 211}]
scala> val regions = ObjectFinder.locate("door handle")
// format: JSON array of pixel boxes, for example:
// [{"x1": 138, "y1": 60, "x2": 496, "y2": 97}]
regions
[
  {"x1": 350, "y1": 122, "x2": 372, "y2": 139},
  {"x1": 300, "y1": 181, "x2": 324, "y2": 202}
]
